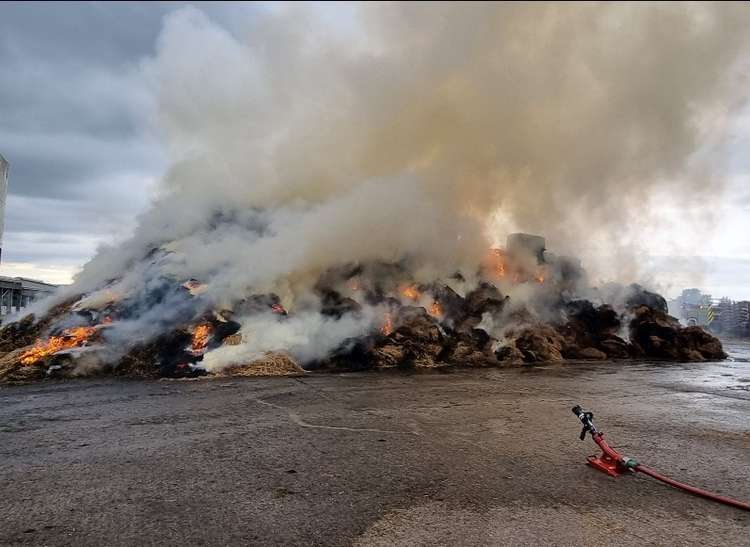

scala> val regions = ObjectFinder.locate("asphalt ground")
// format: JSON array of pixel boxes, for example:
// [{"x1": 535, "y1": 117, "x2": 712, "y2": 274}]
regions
[{"x1": 1, "y1": 340, "x2": 749, "y2": 546}]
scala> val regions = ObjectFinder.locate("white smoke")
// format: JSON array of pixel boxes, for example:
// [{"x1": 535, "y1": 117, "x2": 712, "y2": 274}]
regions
[
  {"x1": 202, "y1": 308, "x2": 379, "y2": 371},
  {"x1": 46, "y1": 3, "x2": 750, "y2": 369}
]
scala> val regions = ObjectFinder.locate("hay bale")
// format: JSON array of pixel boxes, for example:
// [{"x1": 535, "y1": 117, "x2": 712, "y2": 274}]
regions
[
  {"x1": 0, "y1": 347, "x2": 46, "y2": 383},
  {"x1": 0, "y1": 296, "x2": 80, "y2": 353},
  {"x1": 222, "y1": 333, "x2": 243, "y2": 346},
  {"x1": 575, "y1": 347, "x2": 608, "y2": 360},
  {"x1": 372, "y1": 344, "x2": 405, "y2": 368},
  {"x1": 629, "y1": 306, "x2": 726, "y2": 361},
  {"x1": 513, "y1": 324, "x2": 566, "y2": 362},
  {"x1": 495, "y1": 341, "x2": 525, "y2": 365},
  {"x1": 222, "y1": 352, "x2": 304, "y2": 377}
]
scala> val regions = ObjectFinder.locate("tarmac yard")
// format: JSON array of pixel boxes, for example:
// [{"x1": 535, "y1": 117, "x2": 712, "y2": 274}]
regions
[{"x1": 1, "y1": 342, "x2": 749, "y2": 546}]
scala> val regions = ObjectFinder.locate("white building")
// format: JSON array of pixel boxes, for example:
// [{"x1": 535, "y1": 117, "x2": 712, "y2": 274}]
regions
[{"x1": 0, "y1": 276, "x2": 58, "y2": 316}]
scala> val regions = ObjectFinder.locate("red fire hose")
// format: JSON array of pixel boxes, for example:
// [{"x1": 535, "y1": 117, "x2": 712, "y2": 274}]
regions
[{"x1": 572, "y1": 406, "x2": 750, "y2": 511}]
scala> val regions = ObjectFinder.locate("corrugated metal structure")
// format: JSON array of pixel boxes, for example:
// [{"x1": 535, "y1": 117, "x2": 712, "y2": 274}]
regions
[
  {"x1": 0, "y1": 276, "x2": 58, "y2": 316},
  {"x1": 0, "y1": 153, "x2": 8, "y2": 263}
]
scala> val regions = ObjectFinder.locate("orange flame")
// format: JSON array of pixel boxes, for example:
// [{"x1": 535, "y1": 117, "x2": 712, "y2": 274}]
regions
[
  {"x1": 271, "y1": 303, "x2": 287, "y2": 315},
  {"x1": 534, "y1": 266, "x2": 546, "y2": 284},
  {"x1": 428, "y1": 301, "x2": 443, "y2": 318},
  {"x1": 191, "y1": 323, "x2": 213, "y2": 353},
  {"x1": 381, "y1": 312, "x2": 394, "y2": 336},
  {"x1": 486, "y1": 248, "x2": 507, "y2": 279},
  {"x1": 401, "y1": 285, "x2": 420, "y2": 301},
  {"x1": 20, "y1": 326, "x2": 97, "y2": 365}
]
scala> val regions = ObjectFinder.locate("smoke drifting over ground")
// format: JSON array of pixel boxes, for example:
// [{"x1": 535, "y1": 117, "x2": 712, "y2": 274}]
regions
[{"x1": 7, "y1": 3, "x2": 747, "y2": 376}]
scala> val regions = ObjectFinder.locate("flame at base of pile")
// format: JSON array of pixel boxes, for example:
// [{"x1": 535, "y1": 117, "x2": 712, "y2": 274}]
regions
[
  {"x1": 20, "y1": 326, "x2": 98, "y2": 365},
  {"x1": 0, "y1": 233, "x2": 728, "y2": 383}
]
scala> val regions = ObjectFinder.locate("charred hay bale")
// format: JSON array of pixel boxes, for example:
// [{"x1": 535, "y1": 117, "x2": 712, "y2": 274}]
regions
[
  {"x1": 495, "y1": 341, "x2": 525, "y2": 365},
  {"x1": 114, "y1": 345, "x2": 162, "y2": 378},
  {"x1": 114, "y1": 329, "x2": 193, "y2": 378},
  {"x1": 468, "y1": 327, "x2": 491, "y2": 349},
  {"x1": 438, "y1": 327, "x2": 495, "y2": 367},
  {"x1": 628, "y1": 305, "x2": 683, "y2": 360},
  {"x1": 389, "y1": 339, "x2": 442, "y2": 368},
  {"x1": 558, "y1": 299, "x2": 634, "y2": 359},
  {"x1": 319, "y1": 290, "x2": 362, "y2": 319},
  {"x1": 327, "y1": 306, "x2": 446, "y2": 369},
  {"x1": 329, "y1": 308, "x2": 451, "y2": 369},
  {"x1": 326, "y1": 336, "x2": 380, "y2": 370},
  {"x1": 677, "y1": 326, "x2": 727, "y2": 361},
  {"x1": 565, "y1": 301, "x2": 620, "y2": 339},
  {"x1": 573, "y1": 347, "x2": 608, "y2": 360},
  {"x1": 0, "y1": 296, "x2": 80, "y2": 353},
  {"x1": 221, "y1": 352, "x2": 304, "y2": 377},
  {"x1": 372, "y1": 344, "x2": 406, "y2": 368},
  {"x1": 513, "y1": 324, "x2": 566, "y2": 363},
  {"x1": 558, "y1": 301, "x2": 620, "y2": 357},
  {"x1": 0, "y1": 347, "x2": 46, "y2": 383},
  {"x1": 391, "y1": 308, "x2": 445, "y2": 367},
  {"x1": 556, "y1": 324, "x2": 584, "y2": 357},
  {"x1": 0, "y1": 315, "x2": 39, "y2": 352},
  {"x1": 598, "y1": 336, "x2": 632, "y2": 359},
  {"x1": 464, "y1": 282, "x2": 507, "y2": 318},
  {"x1": 625, "y1": 284, "x2": 668, "y2": 314},
  {"x1": 393, "y1": 307, "x2": 443, "y2": 343},
  {"x1": 628, "y1": 306, "x2": 725, "y2": 361},
  {"x1": 209, "y1": 319, "x2": 242, "y2": 345},
  {"x1": 325, "y1": 338, "x2": 409, "y2": 370},
  {"x1": 446, "y1": 342, "x2": 496, "y2": 367},
  {"x1": 430, "y1": 284, "x2": 467, "y2": 322}
]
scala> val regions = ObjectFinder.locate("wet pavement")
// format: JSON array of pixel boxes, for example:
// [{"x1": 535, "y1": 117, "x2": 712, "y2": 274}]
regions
[{"x1": 1, "y1": 341, "x2": 749, "y2": 546}]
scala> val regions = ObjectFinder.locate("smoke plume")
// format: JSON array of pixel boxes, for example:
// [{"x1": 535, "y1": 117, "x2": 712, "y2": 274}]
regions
[{"x1": 40, "y1": 2, "x2": 750, "y2": 369}]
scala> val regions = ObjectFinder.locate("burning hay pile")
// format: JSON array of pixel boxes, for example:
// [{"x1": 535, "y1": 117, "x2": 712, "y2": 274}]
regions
[
  {"x1": 0, "y1": 234, "x2": 725, "y2": 384},
  {"x1": 3, "y1": 4, "x2": 746, "y2": 383}
]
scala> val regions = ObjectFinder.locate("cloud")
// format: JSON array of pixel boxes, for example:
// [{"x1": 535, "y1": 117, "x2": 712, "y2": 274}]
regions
[
  {"x1": 0, "y1": 2, "x2": 175, "y2": 280},
  {"x1": 0, "y1": 2, "x2": 273, "y2": 284}
]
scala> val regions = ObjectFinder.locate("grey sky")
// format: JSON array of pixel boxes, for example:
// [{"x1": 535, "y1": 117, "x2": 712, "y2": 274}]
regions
[
  {"x1": 1, "y1": 2, "x2": 748, "y2": 299},
  {"x1": 0, "y1": 2, "x2": 255, "y2": 282}
]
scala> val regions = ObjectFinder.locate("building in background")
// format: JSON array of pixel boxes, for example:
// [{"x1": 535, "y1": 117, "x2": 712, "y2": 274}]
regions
[
  {"x1": 0, "y1": 155, "x2": 59, "y2": 318},
  {"x1": 0, "y1": 276, "x2": 58, "y2": 316},
  {"x1": 714, "y1": 299, "x2": 750, "y2": 338},
  {"x1": 669, "y1": 288, "x2": 714, "y2": 327},
  {"x1": 671, "y1": 288, "x2": 750, "y2": 337},
  {"x1": 737, "y1": 301, "x2": 750, "y2": 335},
  {"x1": 714, "y1": 297, "x2": 735, "y2": 334}
]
